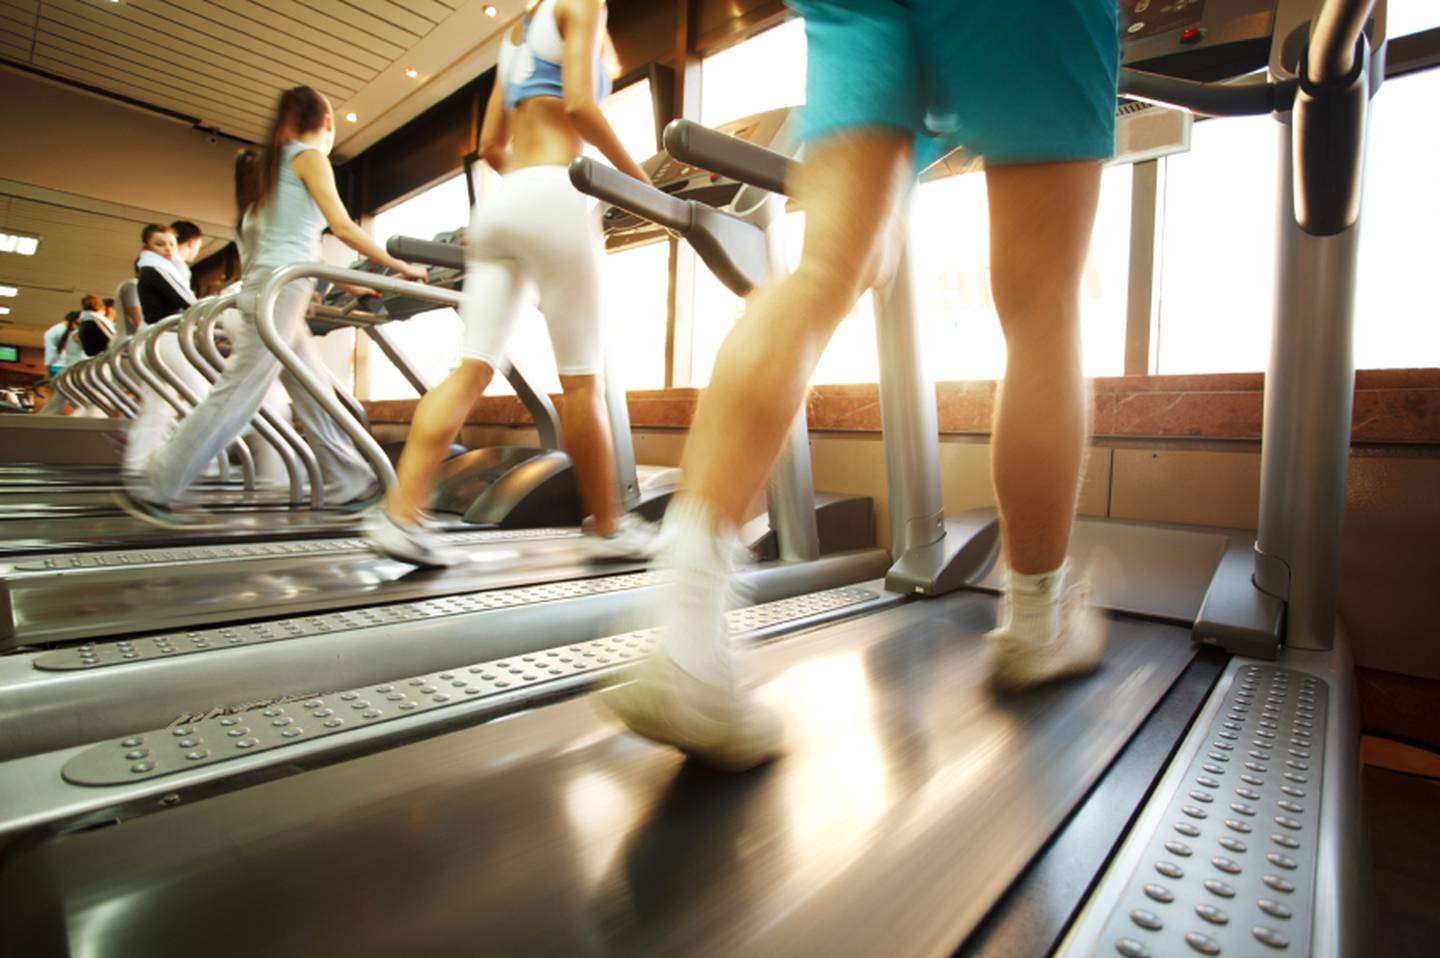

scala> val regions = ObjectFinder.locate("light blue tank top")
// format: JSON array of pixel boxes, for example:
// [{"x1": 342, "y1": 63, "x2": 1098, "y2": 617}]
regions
[
  {"x1": 500, "y1": 0, "x2": 612, "y2": 110},
  {"x1": 248, "y1": 140, "x2": 327, "y2": 274}
]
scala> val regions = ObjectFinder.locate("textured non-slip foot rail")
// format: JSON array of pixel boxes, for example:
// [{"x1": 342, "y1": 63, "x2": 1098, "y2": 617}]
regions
[
  {"x1": 1093, "y1": 665, "x2": 1327, "y2": 957},
  {"x1": 7, "y1": 527, "x2": 573, "y2": 574},
  {"x1": 35, "y1": 571, "x2": 664, "y2": 671},
  {"x1": 62, "y1": 586, "x2": 880, "y2": 786}
]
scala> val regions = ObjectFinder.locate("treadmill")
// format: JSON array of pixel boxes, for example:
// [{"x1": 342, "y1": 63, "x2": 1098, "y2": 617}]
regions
[
  {"x1": 0, "y1": 126, "x2": 879, "y2": 653},
  {"x1": 0, "y1": 2, "x2": 1380, "y2": 953},
  {"x1": 0, "y1": 144, "x2": 891, "y2": 759}
]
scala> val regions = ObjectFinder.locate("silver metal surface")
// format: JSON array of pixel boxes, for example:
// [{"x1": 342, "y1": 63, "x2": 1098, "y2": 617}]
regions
[
  {"x1": 252, "y1": 264, "x2": 468, "y2": 506},
  {"x1": 1060, "y1": 631, "x2": 1364, "y2": 958},
  {"x1": 1, "y1": 526, "x2": 572, "y2": 579},
  {"x1": 0, "y1": 529, "x2": 598, "y2": 646},
  {"x1": 63, "y1": 586, "x2": 881, "y2": 786},
  {"x1": 0, "y1": 549, "x2": 890, "y2": 759},
  {"x1": 872, "y1": 237, "x2": 954, "y2": 595},
  {"x1": 0, "y1": 593, "x2": 1194, "y2": 957},
  {"x1": 38, "y1": 565, "x2": 660, "y2": 670},
  {"x1": 0, "y1": 575, "x2": 897, "y2": 845},
  {"x1": 1253, "y1": 118, "x2": 1360, "y2": 650},
  {"x1": 1080, "y1": 664, "x2": 1327, "y2": 956}
]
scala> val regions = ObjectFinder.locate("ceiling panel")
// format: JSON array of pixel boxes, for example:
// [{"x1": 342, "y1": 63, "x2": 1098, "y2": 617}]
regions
[{"x1": 0, "y1": 1, "x2": 527, "y2": 151}]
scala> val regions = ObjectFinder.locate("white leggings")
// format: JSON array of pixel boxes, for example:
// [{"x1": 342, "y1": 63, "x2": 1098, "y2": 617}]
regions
[
  {"x1": 461, "y1": 165, "x2": 604, "y2": 376},
  {"x1": 148, "y1": 276, "x2": 370, "y2": 501},
  {"x1": 124, "y1": 320, "x2": 290, "y2": 485}
]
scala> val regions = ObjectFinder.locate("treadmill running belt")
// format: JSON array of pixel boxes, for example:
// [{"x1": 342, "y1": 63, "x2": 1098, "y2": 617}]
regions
[{"x1": 0, "y1": 593, "x2": 1196, "y2": 957}]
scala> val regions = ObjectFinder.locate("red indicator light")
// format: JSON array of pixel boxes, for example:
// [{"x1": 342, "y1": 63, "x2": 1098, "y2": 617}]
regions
[{"x1": 1180, "y1": 26, "x2": 1203, "y2": 44}]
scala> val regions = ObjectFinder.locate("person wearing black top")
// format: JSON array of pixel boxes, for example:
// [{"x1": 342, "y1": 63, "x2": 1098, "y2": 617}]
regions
[
  {"x1": 135, "y1": 224, "x2": 195, "y2": 323},
  {"x1": 75, "y1": 294, "x2": 115, "y2": 357}
]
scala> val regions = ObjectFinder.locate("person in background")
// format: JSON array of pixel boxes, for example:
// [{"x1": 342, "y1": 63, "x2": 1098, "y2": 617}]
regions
[
  {"x1": 171, "y1": 221, "x2": 204, "y2": 276},
  {"x1": 42, "y1": 312, "x2": 76, "y2": 379},
  {"x1": 135, "y1": 224, "x2": 194, "y2": 325},
  {"x1": 364, "y1": 0, "x2": 656, "y2": 567},
  {"x1": 37, "y1": 312, "x2": 80, "y2": 415},
  {"x1": 122, "y1": 85, "x2": 428, "y2": 519},
  {"x1": 115, "y1": 280, "x2": 142, "y2": 338},
  {"x1": 76, "y1": 294, "x2": 115, "y2": 357},
  {"x1": 603, "y1": 0, "x2": 1118, "y2": 770}
]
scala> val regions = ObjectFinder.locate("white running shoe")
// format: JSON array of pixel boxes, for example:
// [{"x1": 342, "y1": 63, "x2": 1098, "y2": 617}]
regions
[
  {"x1": 599, "y1": 653, "x2": 784, "y2": 772},
  {"x1": 581, "y1": 513, "x2": 662, "y2": 561},
  {"x1": 985, "y1": 576, "x2": 1106, "y2": 692},
  {"x1": 362, "y1": 510, "x2": 463, "y2": 568}
]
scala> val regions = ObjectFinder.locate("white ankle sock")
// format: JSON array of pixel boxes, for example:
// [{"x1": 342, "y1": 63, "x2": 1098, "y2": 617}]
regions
[
  {"x1": 1000, "y1": 561, "x2": 1068, "y2": 643},
  {"x1": 657, "y1": 496, "x2": 738, "y2": 686}
]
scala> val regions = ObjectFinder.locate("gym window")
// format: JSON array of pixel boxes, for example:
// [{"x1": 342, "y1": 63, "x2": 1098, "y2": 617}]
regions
[
  {"x1": 693, "y1": 16, "x2": 1132, "y2": 386},
  {"x1": 1153, "y1": 64, "x2": 1440, "y2": 374}
]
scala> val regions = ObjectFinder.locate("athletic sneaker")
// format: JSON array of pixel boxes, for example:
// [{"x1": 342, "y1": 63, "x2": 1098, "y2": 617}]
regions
[
  {"x1": 599, "y1": 653, "x2": 783, "y2": 772},
  {"x1": 598, "y1": 497, "x2": 782, "y2": 771},
  {"x1": 581, "y1": 513, "x2": 661, "y2": 561},
  {"x1": 984, "y1": 571, "x2": 1105, "y2": 692},
  {"x1": 111, "y1": 488, "x2": 218, "y2": 529},
  {"x1": 362, "y1": 510, "x2": 463, "y2": 568}
]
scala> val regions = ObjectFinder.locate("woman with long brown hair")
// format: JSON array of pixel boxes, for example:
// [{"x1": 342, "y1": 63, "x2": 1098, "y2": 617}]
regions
[{"x1": 123, "y1": 86, "x2": 427, "y2": 518}]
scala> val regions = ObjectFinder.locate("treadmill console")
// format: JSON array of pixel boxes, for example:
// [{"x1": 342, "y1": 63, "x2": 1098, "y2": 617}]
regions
[
  {"x1": 1122, "y1": 0, "x2": 1279, "y2": 80},
  {"x1": 602, "y1": 107, "x2": 794, "y2": 248}
]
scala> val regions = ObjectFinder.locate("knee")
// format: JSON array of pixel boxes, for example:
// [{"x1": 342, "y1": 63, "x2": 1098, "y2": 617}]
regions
[
  {"x1": 990, "y1": 265, "x2": 1081, "y2": 344},
  {"x1": 558, "y1": 374, "x2": 602, "y2": 404},
  {"x1": 449, "y1": 360, "x2": 495, "y2": 392}
]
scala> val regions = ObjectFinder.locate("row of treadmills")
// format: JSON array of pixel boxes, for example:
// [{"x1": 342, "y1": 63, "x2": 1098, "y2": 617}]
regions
[{"x1": 0, "y1": 2, "x2": 1384, "y2": 954}]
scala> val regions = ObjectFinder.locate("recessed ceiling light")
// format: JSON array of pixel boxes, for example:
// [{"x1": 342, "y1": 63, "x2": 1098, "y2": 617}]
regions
[
  {"x1": 483, "y1": 5, "x2": 497, "y2": 17},
  {"x1": 0, "y1": 233, "x2": 39, "y2": 256},
  {"x1": 405, "y1": 68, "x2": 419, "y2": 79},
  {"x1": 0, "y1": 286, "x2": 16, "y2": 297},
  {"x1": 345, "y1": 112, "x2": 358, "y2": 123},
  {"x1": 0, "y1": 306, "x2": 10, "y2": 316}
]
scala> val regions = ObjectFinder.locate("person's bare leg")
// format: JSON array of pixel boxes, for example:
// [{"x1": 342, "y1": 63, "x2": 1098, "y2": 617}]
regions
[
  {"x1": 558, "y1": 373, "x2": 620, "y2": 536},
  {"x1": 987, "y1": 160, "x2": 1101, "y2": 573},
  {"x1": 601, "y1": 131, "x2": 912, "y2": 771},
  {"x1": 681, "y1": 130, "x2": 914, "y2": 530},
  {"x1": 984, "y1": 160, "x2": 1106, "y2": 691},
  {"x1": 385, "y1": 359, "x2": 494, "y2": 524}
]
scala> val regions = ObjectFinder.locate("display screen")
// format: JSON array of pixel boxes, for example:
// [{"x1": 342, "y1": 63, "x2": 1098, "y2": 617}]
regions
[{"x1": 0, "y1": 345, "x2": 18, "y2": 363}]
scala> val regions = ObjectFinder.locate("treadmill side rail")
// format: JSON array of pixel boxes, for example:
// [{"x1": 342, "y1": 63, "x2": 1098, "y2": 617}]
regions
[
  {"x1": 1193, "y1": 535, "x2": 1284, "y2": 659},
  {"x1": 1059, "y1": 634, "x2": 1362, "y2": 958}
]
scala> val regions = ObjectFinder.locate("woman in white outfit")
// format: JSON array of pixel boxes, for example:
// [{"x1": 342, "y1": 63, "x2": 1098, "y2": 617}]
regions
[
  {"x1": 123, "y1": 85, "x2": 427, "y2": 519},
  {"x1": 364, "y1": 0, "x2": 655, "y2": 567}
]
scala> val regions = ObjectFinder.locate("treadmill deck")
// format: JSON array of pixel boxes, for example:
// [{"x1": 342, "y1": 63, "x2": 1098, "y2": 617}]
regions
[{"x1": 0, "y1": 591, "x2": 1196, "y2": 957}]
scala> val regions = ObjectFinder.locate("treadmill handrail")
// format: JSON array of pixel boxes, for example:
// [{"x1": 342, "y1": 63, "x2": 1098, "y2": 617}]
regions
[
  {"x1": 664, "y1": 119, "x2": 795, "y2": 197},
  {"x1": 569, "y1": 157, "x2": 771, "y2": 298},
  {"x1": 253, "y1": 263, "x2": 476, "y2": 501},
  {"x1": 565, "y1": 156, "x2": 691, "y2": 232},
  {"x1": 1118, "y1": 69, "x2": 1293, "y2": 117},
  {"x1": 1309, "y1": 0, "x2": 1376, "y2": 85},
  {"x1": 181, "y1": 295, "x2": 312, "y2": 504},
  {"x1": 386, "y1": 236, "x2": 464, "y2": 271}
]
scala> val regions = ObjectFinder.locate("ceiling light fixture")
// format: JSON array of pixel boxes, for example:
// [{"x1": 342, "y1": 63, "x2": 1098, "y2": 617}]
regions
[
  {"x1": 405, "y1": 68, "x2": 419, "y2": 79},
  {"x1": 483, "y1": 5, "x2": 497, "y2": 17},
  {"x1": 345, "y1": 112, "x2": 358, "y2": 123},
  {"x1": 0, "y1": 286, "x2": 16, "y2": 297},
  {"x1": 0, "y1": 234, "x2": 39, "y2": 256},
  {"x1": 0, "y1": 307, "x2": 10, "y2": 316}
]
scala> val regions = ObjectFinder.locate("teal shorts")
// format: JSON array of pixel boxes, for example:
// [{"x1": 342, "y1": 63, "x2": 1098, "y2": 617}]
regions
[{"x1": 789, "y1": 0, "x2": 1119, "y2": 170}]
